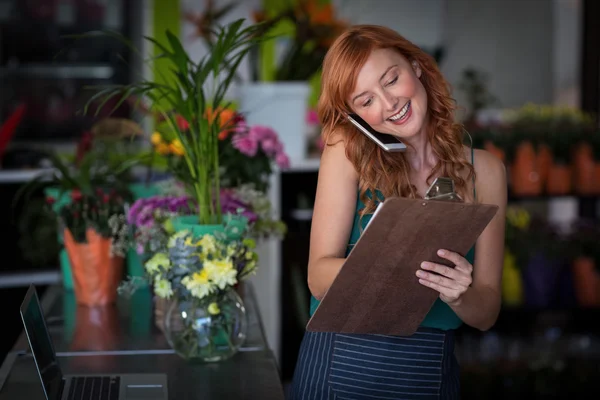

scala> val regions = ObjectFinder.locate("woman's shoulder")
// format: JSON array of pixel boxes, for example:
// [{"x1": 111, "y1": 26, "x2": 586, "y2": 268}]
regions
[
  {"x1": 471, "y1": 147, "x2": 506, "y2": 177},
  {"x1": 469, "y1": 147, "x2": 507, "y2": 202}
]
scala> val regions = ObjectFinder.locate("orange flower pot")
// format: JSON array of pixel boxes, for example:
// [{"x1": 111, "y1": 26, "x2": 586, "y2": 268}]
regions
[
  {"x1": 573, "y1": 143, "x2": 596, "y2": 194},
  {"x1": 546, "y1": 163, "x2": 572, "y2": 195},
  {"x1": 510, "y1": 142, "x2": 542, "y2": 196},
  {"x1": 537, "y1": 144, "x2": 552, "y2": 190},
  {"x1": 63, "y1": 228, "x2": 124, "y2": 307},
  {"x1": 571, "y1": 257, "x2": 600, "y2": 307}
]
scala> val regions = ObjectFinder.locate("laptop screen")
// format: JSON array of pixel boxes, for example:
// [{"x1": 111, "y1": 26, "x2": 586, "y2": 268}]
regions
[{"x1": 20, "y1": 285, "x2": 63, "y2": 399}]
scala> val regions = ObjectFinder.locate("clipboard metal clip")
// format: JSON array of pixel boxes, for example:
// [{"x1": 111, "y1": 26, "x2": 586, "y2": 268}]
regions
[{"x1": 424, "y1": 177, "x2": 463, "y2": 202}]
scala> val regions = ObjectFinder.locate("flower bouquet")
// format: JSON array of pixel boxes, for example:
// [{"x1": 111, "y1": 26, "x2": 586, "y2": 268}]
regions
[
  {"x1": 143, "y1": 227, "x2": 259, "y2": 362},
  {"x1": 53, "y1": 188, "x2": 129, "y2": 306}
]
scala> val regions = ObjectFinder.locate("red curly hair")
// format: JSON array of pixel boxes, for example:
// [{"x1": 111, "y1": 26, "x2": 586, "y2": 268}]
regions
[{"x1": 318, "y1": 25, "x2": 475, "y2": 216}]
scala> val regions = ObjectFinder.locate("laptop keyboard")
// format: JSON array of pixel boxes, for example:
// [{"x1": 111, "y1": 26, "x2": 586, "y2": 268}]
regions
[{"x1": 67, "y1": 376, "x2": 120, "y2": 400}]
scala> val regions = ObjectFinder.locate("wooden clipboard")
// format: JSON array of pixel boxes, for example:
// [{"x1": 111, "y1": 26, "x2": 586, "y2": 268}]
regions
[{"x1": 306, "y1": 196, "x2": 499, "y2": 336}]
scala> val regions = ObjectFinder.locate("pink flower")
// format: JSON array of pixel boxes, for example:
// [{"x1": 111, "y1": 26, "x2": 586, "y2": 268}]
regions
[
  {"x1": 261, "y1": 137, "x2": 283, "y2": 156},
  {"x1": 232, "y1": 133, "x2": 258, "y2": 156},
  {"x1": 248, "y1": 125, "x2": 277, "y2": 142},
  {"x1": 275, "y1": 152, "x2": 290, "y2": 169}
]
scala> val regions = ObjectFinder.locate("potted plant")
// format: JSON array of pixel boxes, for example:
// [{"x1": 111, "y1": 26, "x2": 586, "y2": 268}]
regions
[
  {"x1": 504, "y1": 104, "x2": 546, "y2": 196},
  {"x1": 84, "y1": 20, "x2": 268, "y2": 239},
  {"x1": 54, "y1": 188, "x2": 129, "y2": 306},
  {"x1": 16, "y1": 129, "x2": 143, "y2": 295}
]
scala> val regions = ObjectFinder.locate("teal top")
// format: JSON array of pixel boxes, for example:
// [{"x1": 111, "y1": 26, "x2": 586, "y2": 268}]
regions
[{"x1": 309, "y1": 147, "x2": 476, "y2": 331}]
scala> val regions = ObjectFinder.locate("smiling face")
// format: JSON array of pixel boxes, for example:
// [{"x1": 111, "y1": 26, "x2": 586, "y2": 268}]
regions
[{"x1": 349, "y1": 48, "x2": 428, "y2": 140}]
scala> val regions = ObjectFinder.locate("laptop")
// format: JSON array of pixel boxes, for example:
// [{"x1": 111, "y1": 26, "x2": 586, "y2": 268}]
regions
[{"x1": 19, "y1": 284, "x2": 168, "y2": 400}]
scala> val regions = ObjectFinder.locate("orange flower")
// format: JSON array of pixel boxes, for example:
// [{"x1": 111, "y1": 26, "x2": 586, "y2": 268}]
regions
[
  {"x1": 169, "y1": 139, "x2": 185, "y2": 156},
  {"x1": 205, "y1": 107, "x2": 240, "y2": 140},
  {"x1": 155, "y1": 142, "x2": 171, "y2": 155}
]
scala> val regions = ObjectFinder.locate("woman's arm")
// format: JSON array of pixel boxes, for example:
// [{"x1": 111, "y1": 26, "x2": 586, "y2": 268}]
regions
[
  {"x1": 449, "y1": 149, "x2": 507, "y2": 330},
  {"x1": 417, "y1": 149, "x2": 507, "y2": 330},
  {"x1": 307, "y1": 138, "x2": 359, "y2": 300}
]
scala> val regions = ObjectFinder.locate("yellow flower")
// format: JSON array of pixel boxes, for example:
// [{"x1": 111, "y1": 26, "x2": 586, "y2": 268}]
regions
[
  {"x1": 155, "y1": 142, "x2": 171, "y2": 155},
  {"x1": 169, "y1": 139, "x2": 185, "y2": 156},
  {"x1": 181, "y1": 269, "x2": 214, "y2": 299},
  {"x1": 204, "y1": 259, "x2": 238, "y2": 289},
  {"x1": 208, "y1": 302, "x2": 221, "y2": 315},
  {"x1": 151, "y1": 132, "x2": 162, "y2": 145},
  {"x1": 192, "y1": 269, "x2": 210, "y2": 285},
  {"x1": 154, "y1": 279, "x2": 173, "y2": 299},
  {"x1": 144, "y1": 252, "x2": 170, "y2": 275},
  {"x1": 197, "y1": 234, "x2": 217, "y2": 255}
]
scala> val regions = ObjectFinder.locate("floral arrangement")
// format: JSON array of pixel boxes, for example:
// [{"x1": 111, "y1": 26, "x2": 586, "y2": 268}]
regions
[
  {"x1": 49, "y1": 188, "x2": 129, "y2": 257},
  {"x1": 149, "y1": 106, "x2": 290, "y2": 193},
  {"x1": 142, "y1": 228, "x2": 258, "y2": 360},
  {"x1": 85, "y1": 20, "x2": 267, "y2": 226},
  {"x1": 144, "y1": 229, "x2": 258, "y2": 301}
]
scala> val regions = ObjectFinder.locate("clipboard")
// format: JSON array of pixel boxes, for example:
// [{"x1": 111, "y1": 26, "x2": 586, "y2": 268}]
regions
[{"x1": 306, "y1": 196, "x2": 499, "y2": 336}]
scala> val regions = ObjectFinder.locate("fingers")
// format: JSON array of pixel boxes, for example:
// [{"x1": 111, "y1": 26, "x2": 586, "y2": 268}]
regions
[
  {"x1": 437, "y1": 249, "x2": 473, "y2": 274},
  {"x1": 418, "y1": 278, "x2": 461, "y2": 301},
  {"x1": 416, "y1": 268, "x2": 457, "y2": 289}
]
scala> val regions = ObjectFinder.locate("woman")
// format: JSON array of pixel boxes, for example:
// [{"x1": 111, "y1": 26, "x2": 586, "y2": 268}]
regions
[{"x1": 290, "y1": 25, "x2": 507, "y2": 399}]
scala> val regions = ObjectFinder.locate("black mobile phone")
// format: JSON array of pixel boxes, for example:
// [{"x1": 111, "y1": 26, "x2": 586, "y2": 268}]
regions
[{"x1": 347, "y1": 113, "x2": 407, "y2": 152}]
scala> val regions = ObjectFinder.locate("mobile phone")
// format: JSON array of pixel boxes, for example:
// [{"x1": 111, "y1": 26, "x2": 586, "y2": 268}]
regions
[{"x1": 347, "y1": 113, "x2": 407, "y2": 152}]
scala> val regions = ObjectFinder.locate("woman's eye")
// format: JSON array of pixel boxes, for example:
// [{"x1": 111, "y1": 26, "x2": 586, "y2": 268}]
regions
[
  {"x1": 386, "y1": 77, "x2": 398, "y2": 86},
  {"x1": 362, "y1": 99, "x2": 372, "y2": 107}
]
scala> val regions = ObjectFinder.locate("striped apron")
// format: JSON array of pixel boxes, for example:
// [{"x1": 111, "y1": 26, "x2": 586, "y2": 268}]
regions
[{"x1": 289, "y1": 328, "x2": 460, "y2": 399}]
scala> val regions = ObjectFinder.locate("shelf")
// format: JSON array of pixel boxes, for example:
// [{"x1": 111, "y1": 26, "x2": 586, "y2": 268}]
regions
[
  {"x1": 290, "y1": 209, "x2": 313, "y2": 221},
  {"x1": 0, "y1": 168, "x2": 53, "y2": 183},
  {"x1": 0, "y1": 64, "x2": 114, "y2": 79},
  {"x1": 285, "y1": 158, "x2": 320, "y2": 173}
]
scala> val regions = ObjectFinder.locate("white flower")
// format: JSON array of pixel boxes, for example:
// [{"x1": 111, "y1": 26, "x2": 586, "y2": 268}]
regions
[{"x1": 154, "y1": 279, "x2": 173, "y2": 299}]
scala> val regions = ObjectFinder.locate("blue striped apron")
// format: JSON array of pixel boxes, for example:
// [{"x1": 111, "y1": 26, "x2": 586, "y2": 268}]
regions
[{"x1": 289, "y1": 328, "x2": 460, "y2": 399}]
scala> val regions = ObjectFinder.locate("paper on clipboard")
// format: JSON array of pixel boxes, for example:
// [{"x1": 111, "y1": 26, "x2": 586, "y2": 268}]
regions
[{"x1": 306, "y1": 195, "x2": 499, "y2": 336}]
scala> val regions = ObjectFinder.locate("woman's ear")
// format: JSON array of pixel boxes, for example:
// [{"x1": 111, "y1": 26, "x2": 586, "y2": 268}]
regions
[{"x1": 411, "y1": 60, "x2": 422, "y2": 78}]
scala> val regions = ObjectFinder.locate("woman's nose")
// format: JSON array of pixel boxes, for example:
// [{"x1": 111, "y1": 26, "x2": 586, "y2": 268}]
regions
[{"x1": 383, "y1": 91, "x2": 399, "y2": 112}]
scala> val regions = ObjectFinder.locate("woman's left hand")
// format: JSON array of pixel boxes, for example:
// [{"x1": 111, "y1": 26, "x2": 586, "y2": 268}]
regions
[{"x1": 416, "y1": 249, "x2": 473, "y2": 306}]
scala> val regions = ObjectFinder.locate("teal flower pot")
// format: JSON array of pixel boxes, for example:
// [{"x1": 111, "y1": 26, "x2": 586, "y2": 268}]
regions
[{"x1": 171, "y1": 214, "x2": 248, "y2": 241}]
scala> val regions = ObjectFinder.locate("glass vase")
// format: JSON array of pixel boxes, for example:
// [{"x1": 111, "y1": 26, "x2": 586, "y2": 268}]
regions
[{"x1": 163, "y1": 289, "x2": 247, "y2": 362}]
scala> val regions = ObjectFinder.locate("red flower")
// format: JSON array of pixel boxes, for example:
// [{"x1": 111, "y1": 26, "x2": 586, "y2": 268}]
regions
[
  {"x1": 175, "y1": 114, "x2": 190, "y2": 131},
  {"x1": 46, "y1": 197, "x2": 55, "y2": 205},
  {"x1": 71, "y1": 190, "x2": 82, "y2": 201}
]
